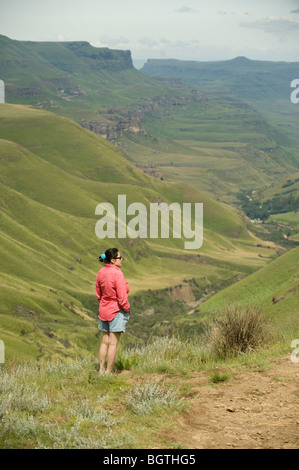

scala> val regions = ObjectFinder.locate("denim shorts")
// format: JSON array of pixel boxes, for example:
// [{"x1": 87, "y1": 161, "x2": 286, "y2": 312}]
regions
[{"x1": 98, "y1": 310, "x2": 129, "y2": 333}]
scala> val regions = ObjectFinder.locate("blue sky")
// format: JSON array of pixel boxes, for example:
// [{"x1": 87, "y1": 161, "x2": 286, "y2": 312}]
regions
[{"x1": 1, "y1": 0, "x2": 299, "y2": 62}]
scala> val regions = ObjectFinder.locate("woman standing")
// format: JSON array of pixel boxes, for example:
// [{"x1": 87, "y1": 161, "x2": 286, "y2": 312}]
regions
[{"x1": 95, "y1": 248, "x2": 130, "y2": 374}]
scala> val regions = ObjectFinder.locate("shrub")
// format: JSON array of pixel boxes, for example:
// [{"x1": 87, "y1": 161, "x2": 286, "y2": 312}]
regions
[
  {"x1": 70, "y1": 398, "x2": 121, "y2": 427},
  {"x1": 114, "y1": 351, "x2": 139, "y2": 371},
  {"x1": 210, "y1": 371, "x2": 230, "y2": 383},
  {"x1": 210, "y1": 306, "x2": 269, "y2": 359},
  {"x1": 127, "y1": 379, "x2": 183, "y2": 415},
  {"x1": 1, "y1": 414, "x2": 40, "y2": 439}
]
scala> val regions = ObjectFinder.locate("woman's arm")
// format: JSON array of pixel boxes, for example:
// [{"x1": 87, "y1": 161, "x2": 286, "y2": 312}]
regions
[
  {"x1": 95, "y1": 274, "x2": 102, "y2": 303},
  {"x1": 115, "y1": 271, "x2": 130, "y2": 313}
]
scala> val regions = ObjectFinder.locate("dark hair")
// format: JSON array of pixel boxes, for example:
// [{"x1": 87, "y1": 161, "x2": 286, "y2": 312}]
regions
[{"x1": 99, "y1": 247, "x2": 119, "y2": 264}]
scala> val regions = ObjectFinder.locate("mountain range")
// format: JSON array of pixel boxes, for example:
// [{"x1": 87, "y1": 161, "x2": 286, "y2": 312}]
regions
[{"x1": 1, "y1": 35, "x2": 298, "y2": 202}]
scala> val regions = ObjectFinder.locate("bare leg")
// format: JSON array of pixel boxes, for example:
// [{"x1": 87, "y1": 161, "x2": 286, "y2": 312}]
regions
[
  {"x1": 99, "y1": 332, "x2": 109, "y2": 374},
  {"x1": 106, "y1": 332, "x2": 121, "y2": 373}
]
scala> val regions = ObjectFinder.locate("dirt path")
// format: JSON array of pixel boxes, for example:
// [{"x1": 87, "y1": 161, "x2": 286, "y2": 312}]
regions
[{"x1": 165, "y1": 355, "x2": 299, "y2": 449}]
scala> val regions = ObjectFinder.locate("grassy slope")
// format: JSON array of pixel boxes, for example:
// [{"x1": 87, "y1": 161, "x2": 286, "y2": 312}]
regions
[
  {"x1": 255, "y1": 170, "x2": 299, "y2": 201},
  {"x1": 196, "y1": 246, "x2": 299, "y2": 338},
  {"x1": 0, "y1": 104, "x2": 278, "y2": 361}
]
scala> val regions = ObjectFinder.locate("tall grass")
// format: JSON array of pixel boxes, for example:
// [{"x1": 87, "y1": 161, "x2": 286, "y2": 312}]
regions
[
  {"x1": 115, "y1": 336, "x2": 209, "y2": 375},
  {"x1": 209, "y1": 306, "x2": 270, "y2": 359},
  {"x1": 127, "y1": 379, "x2": 184, "y2": 415}
]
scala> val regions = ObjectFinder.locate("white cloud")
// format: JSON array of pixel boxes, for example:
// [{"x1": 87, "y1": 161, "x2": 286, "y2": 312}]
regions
[
  {"x1": 56, "y1": 34, "x2": 68, "y2": 41},
  {"x1": 175, "y1": 6, "x2": 197, "y2": 13},
  {"x1": 240, "y1": 16, "x2": 299, "y2": 37},
  {"x1": 218, "y1": 11, "x2": 236, "y2": 15},
  {"x1": 91, "y1": 36, "x2": 204, "y2": 59}
]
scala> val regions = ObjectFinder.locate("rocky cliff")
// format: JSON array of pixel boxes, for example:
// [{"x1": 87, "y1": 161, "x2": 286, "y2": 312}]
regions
[{"x1": 81, "y1": 92, "x2": 205, "y2": 141}]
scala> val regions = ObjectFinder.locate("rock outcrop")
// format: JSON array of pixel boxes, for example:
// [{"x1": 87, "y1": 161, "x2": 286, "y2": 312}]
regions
[{"x1": 81, "y1": 92, "x2": 205, "y2": 141}]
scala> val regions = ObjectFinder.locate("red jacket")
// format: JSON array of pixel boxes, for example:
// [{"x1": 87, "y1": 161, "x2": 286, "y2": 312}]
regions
[{"x1": 95, "y1": 264, "x2": 130, "y2": 321}]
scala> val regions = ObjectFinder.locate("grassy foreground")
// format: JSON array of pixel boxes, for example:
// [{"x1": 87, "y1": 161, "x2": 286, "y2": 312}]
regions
[{"x1": 0, "y1": 329, "x2": 292, "y2": 449}]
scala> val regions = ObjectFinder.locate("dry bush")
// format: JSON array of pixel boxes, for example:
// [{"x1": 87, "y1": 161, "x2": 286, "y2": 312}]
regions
[{"x1": 210, "y1": 306, "x2": 269, "y2": 358}]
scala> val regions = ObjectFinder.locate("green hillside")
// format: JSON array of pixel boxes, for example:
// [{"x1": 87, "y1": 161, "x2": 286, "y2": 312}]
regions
[
  {"x1": 256, "y1": 170, "x2": 299, "y2": 202},
  {"x1": 196, "y1": 246, "x2": 299, "y2": 338},
  {"x1": 0, "y1": 103, "x2": 278, "y2": 362},
  {"x1": 142, "y1": 56, "x2": 298, "y2": 99}
]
